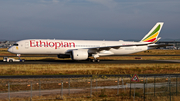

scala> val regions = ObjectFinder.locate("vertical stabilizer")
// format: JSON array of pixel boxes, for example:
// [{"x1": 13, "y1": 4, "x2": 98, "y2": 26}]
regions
[{"x1": 141, "y1": 22, "x2": 164, "y2": 43}]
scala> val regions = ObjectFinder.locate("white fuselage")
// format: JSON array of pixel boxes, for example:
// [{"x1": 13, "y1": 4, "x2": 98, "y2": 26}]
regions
[
  {"x1": 7, "y1": 22, "x2": 164, "y2": 61},
  {"x1": 8, "y1": 39, "x2": 149, "y2": 56}
]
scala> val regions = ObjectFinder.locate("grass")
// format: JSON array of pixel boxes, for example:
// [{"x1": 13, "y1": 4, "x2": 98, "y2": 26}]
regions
[
  {"x1": 0, "y1": 48, "x2": 14, "y2": 56},
  {"x1": 0, "y1": 63, "x2": 180, "y2": 75},
  {"x1": 131, "y1": 49, "x2": 180, "y2": 55}
]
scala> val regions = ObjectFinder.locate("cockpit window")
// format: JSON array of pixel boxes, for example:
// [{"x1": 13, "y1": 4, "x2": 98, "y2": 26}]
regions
[{"x1": 13, "y1": 44, "x2": 18, "y2": 46}]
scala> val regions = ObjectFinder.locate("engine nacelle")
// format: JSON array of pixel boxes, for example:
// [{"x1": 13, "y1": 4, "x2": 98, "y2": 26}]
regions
[
  {"x1": 71, "y1": 49, "x2": 88, "y2": 60},
  {"x1": 57, "y1": 54, "x2": 70, "y2": 58}
]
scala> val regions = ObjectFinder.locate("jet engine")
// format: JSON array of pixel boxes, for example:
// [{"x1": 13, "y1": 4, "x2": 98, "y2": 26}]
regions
[{"x1": 71, "y1": 49, "x2": 88, "y2": 60}]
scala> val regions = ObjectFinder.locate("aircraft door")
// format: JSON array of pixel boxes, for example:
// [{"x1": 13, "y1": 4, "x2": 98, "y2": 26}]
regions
[{"x1": 25, "y1": 42, "x2": 29, "y2": 49}]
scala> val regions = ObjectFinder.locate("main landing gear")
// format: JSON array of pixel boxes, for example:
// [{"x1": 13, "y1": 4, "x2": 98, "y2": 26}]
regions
[
  {"x1": 86, "y1": 54, "x2": 100, "y2": 62},
  {"x1": 87, "y1": 58, "x2": 100, "y2": 63},
  {"x1": 91, "y1": 59, "x2": 100, "y2": 63},
  {"x1": 87, "y1": 58, "x2": 100, "y2": 62},
  {"x1": 91, "y1": 54, "x2": 100, "y2": 63},
  {"x1": 17, "y1": 54, "x2": 25, "y2": 62}
]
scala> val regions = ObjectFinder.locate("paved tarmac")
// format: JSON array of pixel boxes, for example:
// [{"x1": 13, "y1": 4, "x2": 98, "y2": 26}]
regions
[{"x1": 1, "y1": 59, "x2": 180, "y2": 64}]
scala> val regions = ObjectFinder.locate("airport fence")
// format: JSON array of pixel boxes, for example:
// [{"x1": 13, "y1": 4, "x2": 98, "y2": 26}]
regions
[{"x1": 0, "y1": 74, "x2": 180, "y2": 101}]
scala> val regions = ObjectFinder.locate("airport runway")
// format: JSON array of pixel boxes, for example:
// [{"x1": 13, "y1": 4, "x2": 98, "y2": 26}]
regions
[{"x1": 1, "y1": 59, "x2": 180, "y2": 64}]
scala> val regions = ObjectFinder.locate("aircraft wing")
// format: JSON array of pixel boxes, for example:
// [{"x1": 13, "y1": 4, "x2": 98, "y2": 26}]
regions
[
  {"x1": 87, "y1": 42, "x2": 153, "y2": 51},
  {"x1": 65, "y1": 42, "x2": 153, "y2": 54}
]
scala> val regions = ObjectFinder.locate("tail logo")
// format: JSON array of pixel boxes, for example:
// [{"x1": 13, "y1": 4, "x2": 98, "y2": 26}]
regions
[{"x1": 142, "y1": 24, "x2": 161, "y2": 42}]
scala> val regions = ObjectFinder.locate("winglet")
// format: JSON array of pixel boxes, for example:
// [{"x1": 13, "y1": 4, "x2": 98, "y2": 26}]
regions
[{"x1": 141, "y1": 22, "x2": 164, "y2": 43}]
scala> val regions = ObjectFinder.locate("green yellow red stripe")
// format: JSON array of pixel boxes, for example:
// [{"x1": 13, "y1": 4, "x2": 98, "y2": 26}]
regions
[{"x1": 142, "y1": 24, "x2": 161, "y2": 42}]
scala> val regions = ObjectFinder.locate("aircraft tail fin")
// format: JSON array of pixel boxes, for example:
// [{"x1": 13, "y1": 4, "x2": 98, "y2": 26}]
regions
[{"x1": 140, "y1": 22, "x2": 164, "y2": 43}]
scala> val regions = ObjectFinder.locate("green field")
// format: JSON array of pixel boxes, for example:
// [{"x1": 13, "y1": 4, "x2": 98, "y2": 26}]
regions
[{"x1": 0, "y1": 64, "x2": 180, "y2": 75}]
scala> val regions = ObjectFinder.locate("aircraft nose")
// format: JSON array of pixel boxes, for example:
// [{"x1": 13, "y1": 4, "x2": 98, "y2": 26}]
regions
[{"x1": 8, "y1": 47, "x2": 13, "y2": 53}]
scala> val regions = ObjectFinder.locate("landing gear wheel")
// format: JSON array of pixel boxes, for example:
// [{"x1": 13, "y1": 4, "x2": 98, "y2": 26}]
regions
[
  {"x1": 96, "y1": 59, "x2": 100, "y2": 63},
  {"x1": 91, "y1": 59, "x2": 96, "y2": 62},
  {"x1": 91, "y1": 59, "x2": 100, "y2": 63}
]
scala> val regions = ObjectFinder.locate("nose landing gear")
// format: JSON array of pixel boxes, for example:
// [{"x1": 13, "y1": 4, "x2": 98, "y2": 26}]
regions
[
  {"x1": 17, "y1": 54, "x2": 21, "y2": 59},
  {"x1": 17, "y1": 54, "x2": 25, "y2": 62}
]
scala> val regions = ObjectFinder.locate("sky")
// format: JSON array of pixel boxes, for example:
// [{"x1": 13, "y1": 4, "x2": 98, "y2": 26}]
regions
[{"x1": 0, "y1": 0, "x2": 180, "y2": 41}]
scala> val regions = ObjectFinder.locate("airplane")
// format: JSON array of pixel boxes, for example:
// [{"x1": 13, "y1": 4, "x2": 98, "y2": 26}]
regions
[{"x1": 8, "y1": 22, "x2": 166, "y2": 62}]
